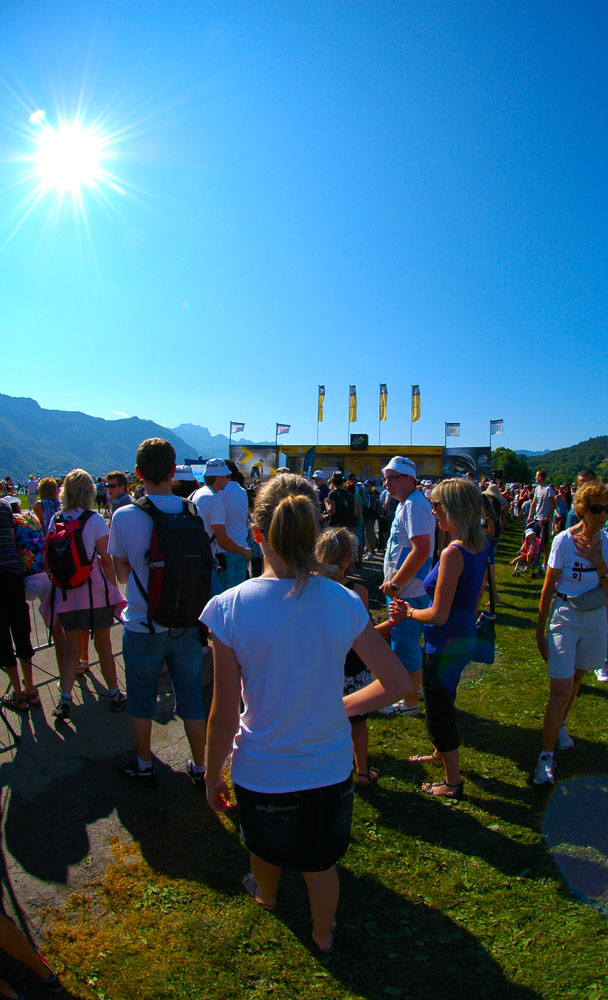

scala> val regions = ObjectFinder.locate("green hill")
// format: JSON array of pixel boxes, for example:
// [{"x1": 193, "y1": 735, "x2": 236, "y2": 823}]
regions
[
  {"x1": 0, "y1": 394, "x2": 195, "y2": 480},
  {"x1": 524, "y1": 435, "x2": 608, "y2": 484}
]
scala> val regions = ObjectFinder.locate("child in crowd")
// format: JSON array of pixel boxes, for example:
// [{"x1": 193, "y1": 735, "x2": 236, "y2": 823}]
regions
[{"x1": 510, "y1": 528, "x2": 540, "y2": 575}]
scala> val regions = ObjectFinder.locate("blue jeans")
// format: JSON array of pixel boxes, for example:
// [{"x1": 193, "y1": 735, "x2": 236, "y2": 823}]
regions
[
  {"x1": 386, "y1": 594, "x2": 430, "y2": 674},
  {"x1": 122, "y1": 626, "x2": 204, "y2": 720},
  {"x1": 216, "y1": 552, "x2": 249, "y2": 592}
]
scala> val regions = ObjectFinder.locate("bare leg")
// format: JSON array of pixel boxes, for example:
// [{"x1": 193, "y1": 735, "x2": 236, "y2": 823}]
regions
[
  {"x1": 0, "y1": 912, "x2": 51, "y2": 979},
  {"x1": 423, "y1": 748, "x2": 461, "y2": 796},
  {"x1": 93, "y1": 628, "x2": 118, "y2": 690},
  {"x1": 130, "y1": 716, "x2": 153, "y2": 764},
  {"x1": 183, "y1": 718, "x2": 206, "y2": 769},
  {"x1": 302, "y1": 866, "x2": 340, "y2": 952},
  {"x1": 4, "y1": 666, "x2": 24, "y2": 699},
  {"x1": 51, "y1": 621, "x2": 66, "y2": 671},
  {"x1": 351, "y1": 720, "x2": 369, "y2": 778},
  {"x1": 542, "y1": 677, "x2": 573, "y2": 751},
  {"x1": 404, "y1": 668, "x2": 421, "y2": 710},
  {"x1": 19, "y1": 657, "x2": 35, "y2": 697},
  {"x1": 79, "y1": 630, "x2": 89, "y2": 664},
  {"x1": 249, "y1": 852, "x2": 281, "y2": 908},
  {"x1": 59, "y1": 628, "x2": 81, "y2": 697},
  {"x1": 562, "y1": 668, "x2": 586, "y2": 721}
]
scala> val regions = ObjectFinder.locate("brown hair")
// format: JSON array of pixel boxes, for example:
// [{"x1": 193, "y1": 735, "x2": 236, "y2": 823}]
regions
[
  {"x1": 106, "y1": 471, "x2": 128, "y2": 490},
  {"x1": 254, "y1": 474, "x2": 322, "y2": 595},
  {"x1": 38, "y1": 477, "x2": 59, "y2": 500},
  {"x1": 136, "y1": 438, "x2": 176, "y2": 485}
]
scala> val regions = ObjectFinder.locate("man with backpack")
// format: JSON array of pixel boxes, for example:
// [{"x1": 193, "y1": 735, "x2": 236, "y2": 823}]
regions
[
  {"x1": 109, "y1": 438, "x2": 211, "y2": 785},
  {"x1": 324, "y1": 472, "x2": 356, "y2": 528}
]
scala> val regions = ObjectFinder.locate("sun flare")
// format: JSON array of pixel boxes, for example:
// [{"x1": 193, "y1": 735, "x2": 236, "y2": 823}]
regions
[{"x1": 33, "y1": 119, "x2": 106, "y2": 194}]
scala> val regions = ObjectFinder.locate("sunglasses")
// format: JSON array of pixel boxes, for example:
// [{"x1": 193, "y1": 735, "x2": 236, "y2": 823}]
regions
[
  {"x1": 383, "y1": 473, "x2": 405, "y2": 482},
  {"x1": 588, "y1": 503, "x2": 608, "y2": 515},
  {"x1": 106, "y1": 484, "x2": 121, "y2": 490}
]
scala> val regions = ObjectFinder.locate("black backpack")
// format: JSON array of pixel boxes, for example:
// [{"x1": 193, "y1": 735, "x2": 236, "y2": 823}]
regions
[
  {"x1": 132, "y1": 497, "x2": 213, "y2": 635},
  {"x1": 329, "y1": 487, "x2": 356, "y2": 528}
]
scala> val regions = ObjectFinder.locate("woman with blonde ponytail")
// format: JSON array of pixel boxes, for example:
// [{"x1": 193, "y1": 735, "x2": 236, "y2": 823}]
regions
[{"x1": 202, "y1": 474, "x2": 408, "y2": 955}]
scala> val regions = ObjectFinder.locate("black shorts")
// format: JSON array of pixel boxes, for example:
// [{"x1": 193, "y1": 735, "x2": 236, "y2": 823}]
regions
[
  {"x1": 234, "y1": 775, "x2": 354, "y2": 872},
  {"x1": 59, "y1": 606, "x2": 114, "y2": 632}
]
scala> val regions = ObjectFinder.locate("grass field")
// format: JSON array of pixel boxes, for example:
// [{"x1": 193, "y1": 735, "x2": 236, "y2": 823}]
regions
[{"x1": 42, "y1": 523, "x2": 608, "y2": 1000}]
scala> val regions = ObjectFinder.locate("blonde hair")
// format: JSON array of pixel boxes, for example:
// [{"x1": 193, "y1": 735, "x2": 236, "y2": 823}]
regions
[
  {"x1": 60, "y1": 469, "x2": 96, "y2": 511},
  {"x1": 431, "y1": 478, "x2": 486, "y2": 551},
  {"x1": 315, "y1": 528, "x2": 356, "y2": 580},
  {"x1": 253, "y1": 474, "x2": 322, "y2": 594},
  {"x1": 39, "y1": 477, "x2": 59, "y2": 500},
  {"x1": 573, "y1": 480, "x2": 608, "y2": 518}
]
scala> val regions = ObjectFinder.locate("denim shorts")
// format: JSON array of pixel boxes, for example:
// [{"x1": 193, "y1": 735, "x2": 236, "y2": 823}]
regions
[
  {"x1": 387, "y1": 594, "x2": 429, "y2": 674},
  {"x1": 234, "y1": 775, "x2": 354, "y2": 872},
  {"x1": 216, "y1": 552, "x2": 249, "y2": 592},
  {"x1": 122, "y1": 626, "x2": 204, "y2": 719}
]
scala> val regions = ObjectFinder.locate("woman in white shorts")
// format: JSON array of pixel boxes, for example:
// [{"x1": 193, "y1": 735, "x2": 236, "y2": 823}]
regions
[{"x1": 534, "y1": 481, "x2": 608, "y2": 784}]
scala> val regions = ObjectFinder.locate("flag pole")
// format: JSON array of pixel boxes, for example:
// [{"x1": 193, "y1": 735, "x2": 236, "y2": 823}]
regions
[{"x1": 229, "y1": 422, "x2": 232, "y2": 461}]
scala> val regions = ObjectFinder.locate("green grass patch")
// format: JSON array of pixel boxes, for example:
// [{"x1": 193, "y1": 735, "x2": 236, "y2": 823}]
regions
[{"x1": 43, "y1": 523, "x2": 608, "y2": 999}]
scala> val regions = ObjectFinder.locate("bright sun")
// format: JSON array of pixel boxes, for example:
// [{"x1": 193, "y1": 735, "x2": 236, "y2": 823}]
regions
[{"x1": 34, "y1": 119, "x2": 106, "y2": 194}]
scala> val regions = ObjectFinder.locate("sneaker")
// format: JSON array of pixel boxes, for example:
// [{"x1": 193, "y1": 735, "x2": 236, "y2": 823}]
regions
[
  {"x1": 557, "y1": 722, "x2": 574, "y2": 750},
  {"x1": 52, "y1": 701, "x2": 71, "y2": 721},
  {"x1": 119, "y1": 759, "x2": 156, "y2": 783},
  {"x1": 595, "y1": 667, "x2": 608, "y2": 683},
  {"x1": 395, "y1": 701, "x2": 419, "y2": 717},
  {"x1": 186, "y1": 759, "x2": 206, "y2": 789},
  {"x1": 533, "y1": 753, "x2": 555, "y2": 785},
  {"x1": 110, "y1": 691, "x2": 127, "y2": 713},
  {"x1": 377, "y1": 703, "x2": 399, "y2": 717}
]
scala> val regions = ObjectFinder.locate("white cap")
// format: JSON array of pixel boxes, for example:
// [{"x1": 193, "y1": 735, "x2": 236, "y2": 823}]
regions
[
  {"x1": 203, "y1": 458, "x2": 230, "y2": 476},
  {"x1": 382, "y1": 456, "x2": 417, "y2": 478}
]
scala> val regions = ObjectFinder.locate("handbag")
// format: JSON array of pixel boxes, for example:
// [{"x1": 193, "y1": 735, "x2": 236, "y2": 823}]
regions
[
  {"x1": 474, "y1": 556, "x2": 496, "y2": 665},
  {"x1": 560, "y1": 586, "x2": 607, "y2": 613}
]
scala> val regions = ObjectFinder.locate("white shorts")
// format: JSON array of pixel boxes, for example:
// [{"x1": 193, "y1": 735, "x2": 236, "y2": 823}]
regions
[{"x1": 547, "y1": 599, "x2": 607, "y2": 680}]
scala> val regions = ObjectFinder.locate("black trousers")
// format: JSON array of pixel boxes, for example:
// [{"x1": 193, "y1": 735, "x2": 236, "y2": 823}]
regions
[
  {"x1": 422, "y1": 651, "x2": 460, "y2": 753},
  {"x1": 0, "y1": 571, "x2": 34, "y2": 670}
]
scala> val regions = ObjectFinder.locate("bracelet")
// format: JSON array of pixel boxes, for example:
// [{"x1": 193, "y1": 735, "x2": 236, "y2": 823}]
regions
[
  {"x1": 407, "y1": 606, "x2": 414, "y2": 619},
  {"x1": 386, "y1": 618, "x2": 395, "y2": 629}
]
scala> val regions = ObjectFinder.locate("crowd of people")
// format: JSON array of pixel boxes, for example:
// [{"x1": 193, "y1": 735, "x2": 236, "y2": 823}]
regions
[{"x1": 1, "y1": 443, "x2": 607, "y2": 962}]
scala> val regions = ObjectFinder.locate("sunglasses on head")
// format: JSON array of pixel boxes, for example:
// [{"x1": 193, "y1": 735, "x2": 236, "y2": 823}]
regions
[{"x1": 588, "y1": 503, "x2": 608, "y2": 515}]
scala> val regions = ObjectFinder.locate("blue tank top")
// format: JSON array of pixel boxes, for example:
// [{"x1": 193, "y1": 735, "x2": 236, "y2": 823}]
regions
[{"x1": 423, "y1": 543, "x2": 489, "y2": 655}]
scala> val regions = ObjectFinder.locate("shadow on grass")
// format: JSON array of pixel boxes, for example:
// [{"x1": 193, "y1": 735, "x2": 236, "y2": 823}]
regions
[{"x1": 273, "y1": 866, "x2": 542, "y2": 1000}]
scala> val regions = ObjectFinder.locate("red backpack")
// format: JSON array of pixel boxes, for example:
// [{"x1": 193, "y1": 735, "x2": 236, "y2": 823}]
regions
[{"x1": 45, "y1": 510, "x2": 96, "y2": 596}]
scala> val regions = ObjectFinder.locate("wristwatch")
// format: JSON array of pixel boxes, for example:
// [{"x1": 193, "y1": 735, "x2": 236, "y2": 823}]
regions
[{"x1": 389, "y1": 581, "x2": 399, "y2": 592}]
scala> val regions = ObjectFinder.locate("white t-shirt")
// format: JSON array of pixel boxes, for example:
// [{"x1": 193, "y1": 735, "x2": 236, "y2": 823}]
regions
[
  {"x1": 218, "y1": 481, "x2": 249, "y2": 549},
  {"x1": 108, "y1": 494, "x2": 189, "y2": 633},
  {"x1": 383, "y1": 488, "x2": 435, "y2": 598},
  {"x1": 49, "y1": 508, "x2": 108, "y2": 560},
  {"x1": 190, "y1": 485, "x2": 225, "y2": 555},
  {"x1": 201, "y1": 575, "x2": 369, "y2": 793},
  {"x1": 533, "y1": 484, "x2": 555, "y2": 522},
  {"x1": 548, "y1": 529, "x2": 608, "y2": 597}
]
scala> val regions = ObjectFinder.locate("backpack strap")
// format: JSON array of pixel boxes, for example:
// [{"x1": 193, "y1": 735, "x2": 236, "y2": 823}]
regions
[{"x1": 133, "y1": 496, "x2": 160, "y2": 635}]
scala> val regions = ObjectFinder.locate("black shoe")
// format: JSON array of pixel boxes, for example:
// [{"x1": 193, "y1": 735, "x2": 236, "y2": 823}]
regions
[
  {"x1": 187, "y1": 759, "x2": 206, "y2": 789},
  {"x1": 52, "y1": 701, "x2": 71, "y2": 720},
  {"x1": 110, "y1": 691, "x2": 127, "y2": 713},
  {"x1": 120, "y1": 759, "x2": 156, "y2": 783}
]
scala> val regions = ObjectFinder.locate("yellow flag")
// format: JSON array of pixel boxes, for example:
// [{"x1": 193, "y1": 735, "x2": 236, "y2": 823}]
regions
[
  {"x1": 349, "y1": 385, "x2": 357, "y2": 422},
  {"x1": 411, "y1": 385, "x2": 420, "y2": 423},
  {"x1": 379, "y1": 383, "x2": 387, "y2": 421},
  {"x1": 318, "y1": 385, "x2": 325, "y2": 422}
]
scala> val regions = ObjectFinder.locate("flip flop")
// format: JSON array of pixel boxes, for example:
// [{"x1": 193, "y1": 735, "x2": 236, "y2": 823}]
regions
[
  {"x1": 357, "y1": 766, "x2": 380, "y2": 785},
  {"x1": 421, "y1": 780, "x2": 463, "y2": 799},
  {"x1": 241, "y1": 873, "x2": 277, "y2": 912},
  {"x1": 26, "y1": 692, "x2": 41, "y2": 707},
  {"x1": 409, "y1": 753, "x2": 443, "y2": 767}
]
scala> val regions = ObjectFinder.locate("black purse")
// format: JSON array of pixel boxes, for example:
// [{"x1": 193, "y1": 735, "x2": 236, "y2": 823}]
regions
[{"x1": 474, "y1": 559, "x2": 496, "y2": 665}]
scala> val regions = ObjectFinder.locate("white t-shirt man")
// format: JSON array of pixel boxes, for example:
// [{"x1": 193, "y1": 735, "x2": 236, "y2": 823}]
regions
[
  {"x1": 383, "y1": 488, "x2": 435, "y2": 599},
  {"x1": 108, "y1": 495, "x2": 189, "y2": 633},
  {"x1": 218, "y1": 481, "x2": 249, "y2": 549},
  {"x1": 190, "y1": 485, "x2": 225, "y2": 556}
]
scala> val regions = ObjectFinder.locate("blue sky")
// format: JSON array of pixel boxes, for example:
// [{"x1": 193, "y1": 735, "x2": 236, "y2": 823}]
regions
[{"x1": 1, "y1": 0, "x2": 606, "y2": 453}]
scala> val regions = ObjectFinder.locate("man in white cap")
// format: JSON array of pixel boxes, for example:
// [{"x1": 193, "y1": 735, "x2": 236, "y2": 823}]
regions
[
  {"x1": 379, "y1": 456, "x2": 435, "y2": 716},
  {"x1": 190, "y1": 458, "x2": 251, "y2": 595}
]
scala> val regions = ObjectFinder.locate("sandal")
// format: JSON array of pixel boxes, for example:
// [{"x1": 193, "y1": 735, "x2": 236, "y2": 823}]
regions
[
  {"x1": 357, "y1": 766, "x2": 380, "y2": 785},
  {"x1": 241, "y1": 873, "x2": 277, "y2": 912},
  {"x1": 421, "y1": 780, "x2": 463, "y2": 799},
  {"x1": 26, "y1": 691, "x2": 41, "y2": 707},
  {"x1": 409, "y1": 752, "x2": 443, "y2": 767},
  {"x1": 1, "y1": 694, "x2": 29, "y2": 713},
  {"x1": 76, "y1": 664, "x2": 91, "y2": 677}
]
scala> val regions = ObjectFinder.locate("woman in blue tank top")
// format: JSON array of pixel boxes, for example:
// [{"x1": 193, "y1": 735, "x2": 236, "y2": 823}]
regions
[{"x1": 393, "y1": 479, "x2": 488, "y2": 799}]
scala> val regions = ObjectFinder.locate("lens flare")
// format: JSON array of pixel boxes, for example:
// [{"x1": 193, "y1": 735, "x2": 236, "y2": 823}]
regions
[{"x1": 34, "y1": 120, "x2": 106, "y2": 194}]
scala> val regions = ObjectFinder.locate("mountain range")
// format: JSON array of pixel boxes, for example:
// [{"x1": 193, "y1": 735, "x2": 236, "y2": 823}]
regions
[{"x1": 0, "y1": 394, "x2": 252, "y2": 480}]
